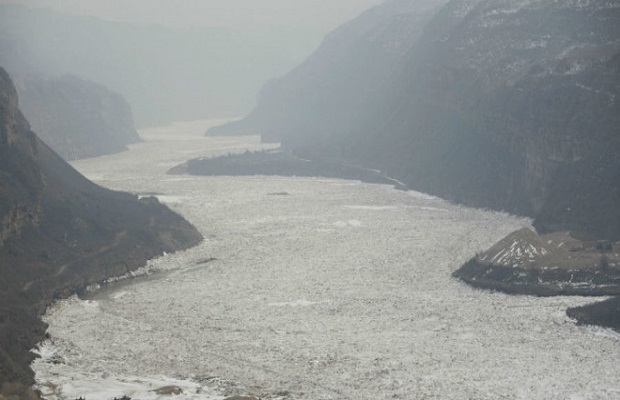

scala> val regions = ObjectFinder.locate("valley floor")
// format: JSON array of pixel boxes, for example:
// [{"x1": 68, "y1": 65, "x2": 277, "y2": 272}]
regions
[{"x1": 31, "y1": 120, "x2": 620, "y2": 400}]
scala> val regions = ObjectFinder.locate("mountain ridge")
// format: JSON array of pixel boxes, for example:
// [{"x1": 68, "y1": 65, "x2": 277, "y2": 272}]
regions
[
  {"x1": 0, "y1": 67, "x2": 202, "y2": 393},
  {"x1": 209, "y1": 0, "x2": 620, "y2": 241},
  {"x1": 0, "y1": 3, "x2": 321, "y2": 126},
  {"x1": 15, "y1": 74, "x2": 141, "y2": 161}
]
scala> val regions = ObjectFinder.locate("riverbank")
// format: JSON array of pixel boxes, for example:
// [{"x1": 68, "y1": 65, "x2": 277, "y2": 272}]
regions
[
  {"x1": 174, "y1": 150, "x2": 620, "y2": 333},
  {"x1": 453, "y1": 257, "x2": 620, "y2": 297},
  {"x1": 0, "y1": 208, "x2": 202, "y2": 399},
  {"x1": 168, "y1": 149, "x2": 406, "y2": 188},
  {"x1": 0, "y1": 69, "x2": 205, "y2": 398},
  {"x1": 452, "y1": 228, "x2": 620, "y2": 330},
  {"x1": 567, "y1": 297, "x2": 620, "y2": 332},
  {"x1": 29, "y1": 126, "x2": 620, "y2": 399}
]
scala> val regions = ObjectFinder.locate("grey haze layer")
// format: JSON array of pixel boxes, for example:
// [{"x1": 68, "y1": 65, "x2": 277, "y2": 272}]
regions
[{"x1": 0, "y1": 4, "x2": 320, "y2": 126}]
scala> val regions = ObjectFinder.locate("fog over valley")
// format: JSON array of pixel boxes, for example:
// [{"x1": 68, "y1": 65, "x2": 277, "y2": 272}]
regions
[
  {"x1": 0, "y1": 0, "x2": 619, "y2": 399},
  {"x1": 0, "y1": 0, "x2": 381, "y2": 126}
]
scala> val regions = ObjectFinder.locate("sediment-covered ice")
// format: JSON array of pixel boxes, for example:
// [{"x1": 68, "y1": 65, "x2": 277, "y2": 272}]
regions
[{"x1": 32, "y1": 120, "x2": 620, "y2": 399}]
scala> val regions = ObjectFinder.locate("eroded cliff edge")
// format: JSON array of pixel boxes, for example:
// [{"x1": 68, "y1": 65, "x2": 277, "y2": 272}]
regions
[
  {"x1": 210, "y1": 0, "x2": 620, "y2": 242},
  {"x1": 0, "y1": 68, "x2": 203, "y2": 392},
  {"x1": 207, "y1": 0, "x2": 620, "y2": 328},
  {"x1": 452, "y1": 228, "x2": 620, "y2": 296},
  {"x1": 15, "y1": 74, "x2": 141, "y2": 161}
]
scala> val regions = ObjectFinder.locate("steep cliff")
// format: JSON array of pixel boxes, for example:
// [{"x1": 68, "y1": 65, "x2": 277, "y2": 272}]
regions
[
  {"x1": 15, "y1": 74, "x2": 141, "y2": 161},
  {"x1": 212, "y1": 0, "x2": 620, "y2": 241},
  {"x1": 373, "y1": 0, "x2": 620, "y2": 239},
  {"x1": 0, "y1": 68, "x2": 202, "y2": 389},
  {"x1": 208, "y1": 0, "x2": 449, "y2": 142}
]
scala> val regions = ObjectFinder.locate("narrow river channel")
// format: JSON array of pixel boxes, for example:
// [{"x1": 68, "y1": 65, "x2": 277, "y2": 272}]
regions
[{"x1": 32, "y1": 120, "x2": 620, "y2": 400}]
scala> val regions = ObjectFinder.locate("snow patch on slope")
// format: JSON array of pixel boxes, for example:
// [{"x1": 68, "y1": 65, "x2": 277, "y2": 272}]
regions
[{"x1": 480, "y1": 228, "x2": 552, "y2": 266}]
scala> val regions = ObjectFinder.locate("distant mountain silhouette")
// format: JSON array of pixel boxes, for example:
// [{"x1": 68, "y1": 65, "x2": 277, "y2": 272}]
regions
[
  {"x1": 0, "y1": 68, "x2": 202, "y2": 393},
  {"x1": 15, "y1": 74, "x2": 141, "y2": 160},
  {"x1": 211, "y1": 0, "x2": 620, "y2": 241},
  {"x1": 208, "y1": 0, "x2": 447, "y2": 142},
  {"x1": 0, "y1": 4, "x2": 320, "y2": 126}
]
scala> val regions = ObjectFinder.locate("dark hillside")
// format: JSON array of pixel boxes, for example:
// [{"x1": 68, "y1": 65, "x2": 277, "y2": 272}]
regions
[
  {"x1": 0, "y1": 68, "x2": 202, "y2": 391},
  {"x1": 15, "y1": 74, "x2": 141, "y2": 161},
  {"x1": 207, "y1": 0, "x2": 449, "y2": 143},
  {"x1": 212, "y1": 0, "x2": 620, "y2": 241},
  {"x1": 377, "y1": 0, "x2": 620, "y2": 240}
]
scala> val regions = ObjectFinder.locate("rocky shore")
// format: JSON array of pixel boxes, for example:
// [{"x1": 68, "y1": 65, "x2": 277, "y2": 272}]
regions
[
  {"x1": 0, "y1": 200, "x2": 202, "y2": 399},
  {"x1": 0, "y1": 68, "x2": 203, "y2": 398},
  {"x1": 452, "y1": 228, "x2": 620, "y2": 330},
  {"x1": 453, "y1": 257, "x2": 620, "y2": 297},
  {"x1": 567, "y1": 297, "x2": 620, "y2": 332},
  {"x1": 174, "y1": 150, "x2": 620, "y2": 333},
  {"x1": 169, "y1": 149, "x2": 406, "y2": 188}
]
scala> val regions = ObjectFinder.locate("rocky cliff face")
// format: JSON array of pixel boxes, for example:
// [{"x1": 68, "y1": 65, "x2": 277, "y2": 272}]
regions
[
  {"x1": 213, "y1": 0, "x2": 620, "y2": 240},
  {"x1": 0, "y1": 68, "x2": 202, "y2": 388},
  {"x1": 382, "y1": 0, "x2": 620, "y2": 239},
  {"x1": 14, "y1": 74, "x2": 140, "y2": 161},
  {"x1": 208, "y1": 0, "x2": 449, "y2": 142}
]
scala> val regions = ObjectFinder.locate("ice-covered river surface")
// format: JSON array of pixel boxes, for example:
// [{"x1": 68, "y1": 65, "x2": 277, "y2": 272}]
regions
[{"x1": 32, "y1": 120, "x2": 620, "y2": 400}]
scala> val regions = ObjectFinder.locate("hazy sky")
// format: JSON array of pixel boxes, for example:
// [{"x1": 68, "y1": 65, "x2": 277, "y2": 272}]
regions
[{"x1": 0, "y1": 0, "x2": 383, "y2": 31}]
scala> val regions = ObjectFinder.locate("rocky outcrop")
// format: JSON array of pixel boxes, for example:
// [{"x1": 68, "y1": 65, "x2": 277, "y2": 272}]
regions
[
  {"x1": 451, "y1": 227, "x2": 620, "y2": 331},
  {"x1": 452, "y1": 228, "x2": 620, "y2": 296},
  {"x1": 383, "y1": 0, "x2": 620, "y2": 240},
  {"x1": 567, "y1": 297, "x2": 620, "y2": 332},
  {"x1": 206, "y1": 0, "x2": 620, "y2": 330},
  {"x1": 454, "y1": 257, "x2": 620, "y2": 296},
  {"x1": 169, "y1": 149, "x2": 402, "y2": 186},
  {"x1": 0, "y1": 68, "x2": 202, "y2": 389},
  {"x1": 211, "y1": 0, "x2": 620, "y2": 241},
  {"x1": 15, "y1": 75, "x2": 141, "y2": 160}
]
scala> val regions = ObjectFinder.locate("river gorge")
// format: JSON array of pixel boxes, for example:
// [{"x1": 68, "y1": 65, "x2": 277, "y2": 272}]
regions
[{"x1": 31, "y1": 120, "x2": 620, "y2": 400}]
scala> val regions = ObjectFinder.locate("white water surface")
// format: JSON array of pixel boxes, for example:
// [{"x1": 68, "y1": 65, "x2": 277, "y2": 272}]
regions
[{"x1": 32, "y1": 120, "x2": 620, "y2": 399}]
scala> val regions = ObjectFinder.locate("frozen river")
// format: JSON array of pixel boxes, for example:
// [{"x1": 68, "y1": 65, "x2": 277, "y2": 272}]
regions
[{"x1": 32, "y1": 120, "x2": 620, "y2": 399}]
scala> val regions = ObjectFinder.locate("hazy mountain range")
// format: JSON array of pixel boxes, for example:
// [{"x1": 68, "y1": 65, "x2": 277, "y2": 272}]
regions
[
  {"x1": 1, "y1": 0, "x2": 619, "y2": 395},
  {"x1": 15, "y1": 74, "x2": 141, "y2": 160},
  {"x1": 210, "y1": 0, "x2": 620, "y2": 241},
  {"x1": 0, "y1": 4, "x2": 320, "y2": 126}
]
